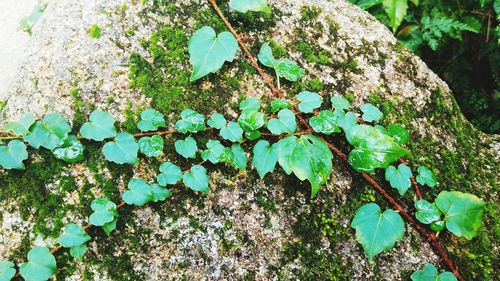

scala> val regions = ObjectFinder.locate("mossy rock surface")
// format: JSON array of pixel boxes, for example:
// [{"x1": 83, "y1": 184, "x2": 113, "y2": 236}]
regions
[{"x1": 0, "y1": 0, "x2": 498, "y2": 280}]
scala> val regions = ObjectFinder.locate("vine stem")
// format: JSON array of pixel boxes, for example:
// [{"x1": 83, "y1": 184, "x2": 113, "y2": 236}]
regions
[
  {"x1": 207, "y1": 1, "x2": 464, "y2": 280},
  {"x1": 400, "y1": 158, "x2": 423, "y2": 200}
]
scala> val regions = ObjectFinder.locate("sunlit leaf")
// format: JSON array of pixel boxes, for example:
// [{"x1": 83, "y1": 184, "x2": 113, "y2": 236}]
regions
[
  {"x1": 411, "y1": 264, "x2": 457, "y2": 281},
  {"x1": 338, "y1": 111, "x2": 358, "y2": 132},
  {"x1": 230, "y1": 144, "x2": 247, "y2": 170},
  {"x1": 138, "y1": 135, "x2": 164, "y2": 158},
  {"x1": 0, "y1": 140, "x2": 28, "y2": 170},
  {"x1": 4, "y1": 112, "x2": 36, "y2": 136},
  {"x1": 25, "y1": 113, "x2": 71, "y2": 149},
  {"x1": 0, "y1": 261, "x2": 16, "y2": 281},
  {"x1": 79, "y1": 110, "x2": 117, "y2": 141},
  {"x1": 220, "y1": 121, "x2": 244, "y2": 142},
  {"x1": 309, "y1": 110, "x2": 341, "y2": 135},
  {"x1": 270, "y1": 98, "x2": 291, "y2": 113},
  {"x1": 384, "y1": 164, "x2": 412, "y2": 195},
  {"x1": 267, "y1": 109, "x2": 297, "y2": 135},
  {"x1": 297, "y1": 91, "x2": 323, "y2": 113},
  {"x1": 157, "y1": 162, "x2": 183, "y2": 186},
  {"x1": 414, "y1": 199, "x2": 442, "y2": 224},
  {"x1": 175, "y1": 109, "x2": 206, "y2": 133},
  {"x1": 238, "y1": 110, "x2": 265, "y2": 132},
  {"x1": 245, "y1": 130, "x2": 262, "y2": 141},
  {"x1": 89, "y1": 198, "x2": 118, "y2": 228},
  {"x1": 175, "y1": 136, "x2": 198, "y2": 159},
  {"x1": 360, "y1": 103, "x2": 383, "y2": 122},
  {"x1": 59, "y1": 223, "x2": 91, "y2": 261},
  {"x1": 229, "y1": 0, "x2": 271, "y2": 13},
  {"x1": 416, "y1": 166, "x2": 437, "y2": 187},
  {"x1": 331, "y1": 96, "x2": 351, "y2": 110},
  {"x1": 183, "y1": 165, "x2": 209, "y2": 193},
  {"x1": 258, "y1": 42, "x2": 305, "y2": 82},
  {"x1": 252, "y1": 140, "x2": 278, "y2": 178},
  {"x1": 207, "y1": 113, "x2": 226, "y2": 129},
  {"x1": 102, "y1": 133, "x2": 139, "y2": 164},
  {"x1": 201, "y1": 140, "x2": 226, "y2": 164},
  {"x1": 19, "y1": 247, "x2": 56, "y2": 281},
  {"x1": 387, "y1": 124, "x2": 409, "y2": 144},
  {"x1": 137, "y1": 109, "x2": 166, "y2": 132},
  {"x1": 122, "y1": 179, "x2": 154, "y2": 206},
  {"x1": 239, "y1": 97, "x2": 261, "y2": 111},
  {"x1": 52, "y1": 136, "x2": 85, "y2": 163}
]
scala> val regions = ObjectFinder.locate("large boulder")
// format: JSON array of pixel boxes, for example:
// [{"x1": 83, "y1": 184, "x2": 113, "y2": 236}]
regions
[{"x1": 0, "y1": 0, "x2": 498, "y2": 280}]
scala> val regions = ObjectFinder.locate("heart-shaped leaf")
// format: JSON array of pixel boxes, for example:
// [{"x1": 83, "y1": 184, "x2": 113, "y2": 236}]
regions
[
  {"x1": 338, "y1": 111, "x2": 358, "y2": 132},
  {"x1": 79, "y1": 110, "x2": 117, "y2": 141},
  {"x1": 0, "y1": 261, "x2": 16, "y2": 281},
  {"x1": 258, "y1": 42, "x2": 305, "y2": 82},
  {"x1": 414, "y1": 199, "x2": 442, "y2": 224},
  {"x1": 175, "y1": 109, "x2": 206, "y2": 133},
  {"x1": 229, "y1": 0, "x2": 271, "y2": 13},
  {"x1": 267, "y1": 109, "x2": 297, "y2": 135},
  {"x1": 188, "y1": 26, "x2": 238, "y2": 81},
  {"x1": 89, "y1": 198, "x2": 118, "y2": 227},
  {"x1": 270, "y1": 98, "x2": 291, "y2": 113},
  {"x1": 157, "y1": 162, "x2": 183, "y2": 186},
  {"x1": 297, "y1": 91, "x2": 323, "y2": 113},
  {"x1": 183, "y1": 165, "x2": 209, "y2": 193},
  {"x1": 240, "y1": 97, "x2": 261, "y2": 111},
  {"x1": 385, "y1": 164, "x2": 412, "y2": 195},
  {"x1": 309, "y1": 110, "x2": 341, "y2": 135},
  {"x1": 4, "y1": 112, "x2": 36, "y2": 136},
  {"x1": 220, "y1": 121, "x2": 244, "y2": 142},
  {"x1": 137, "y1": 109, "x2": 166, "y2": 132},
  {"x1": 230, "y1": 144, "x2": 247, "y2": 170},
  {"x1": 387, "y1": 124, "x2": 409, "y2": 144},
  {"x1": 411, "y1": 264, "x2": 457, "y2": 281},
  {"x1": 0, "y1": 140, "x2": 28, "y2": 170},
  {"x1": 331, "y1": 96, "x2": 351, "y2": 110},
  {"x1": 150, "y1": 183, "x2": 172, "y2": 202},
  {"x1": 416, "y1": 166, "x2": 437, "y2": 187},
  {"x1": 59, "y1": 223, "x2": 91, "y2": 260},
  {"x1": 138, "y1": 135, "x2": 164, "y2": 158},
  {"x1": 25, "y1": 113, "x2": 71, "y2": 149},
  {"x1": 102, "y1": 133, "x2": 139, "y2": 164},
  {"x1": 175, "y1": 136, "x2": 198, "y2": 159},
  {"x1": 207, "y1": 113, "x2": 226, "y2": 129},
  {"x1": 201, "y1": 140, "x2": 226, "y2": 164},
  {"x1": 351, "y1": 203, "x2": 405, "y2": 259},
  {"x1": 19, "y1": 246, "x2": 57, "y2": 281},
  {"x1": 123, "y1": 179, "x2": 154, "y2": 206},
  {"x1": 52, "y1": 135, "x2": 84, "y2": 163},
  {"x1": 238, "y1": 110, "x2": 265, "y2": 132},
  {"x1": 360, "y1": 103, "x2": 383, "y2": 122},
  {"x1": 252, "y1": 140, "x2": 278, "y2": 178}
]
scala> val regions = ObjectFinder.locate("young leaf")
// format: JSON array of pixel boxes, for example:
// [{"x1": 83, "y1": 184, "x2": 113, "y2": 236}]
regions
[
  {"x1": 175, "y1": 109, "x2": 206, "y2": 133},
  {"x1": 245, "y1": 130, "x2": 262, "y2": 141},
  {"x1": 435, "y1": 191, "x2": 485, "y2": 239},
  {"x1": 411, "y1": 264, "x2": 457, "y2": 281},
  {"x1": 25, "y1": 113, "x2": 71, "y2": 149},
  {"x1": 123, "y1": 179, "x2": 154, "y2": 206},
  {"x1": 239, "y1": 97, "x2": 261, "y2": 111},
  {"x1": 416, "y1": 166, "x2": 437, "y2": 187},
  {"x1": 338, "y1": 111, "x2": 358, "y2": 132},
  {"x1": 59, "y1": 223, "x2": 91, "y2": 260},
  {"x1": 137, "y1": 109, "x2": 166, "y2": 132},
  {"x1": 258, "y1": 42, "x2": 305, "y2": 82},
  {"x1": 102, "y1": 219, "x2": 117, "y2": 236},
  {"x1": 383, "y1": 0, "x2": 408, "y2": 33},
  {"x1": 138, "y1": 135, "x2": 164, "y2": 158},
  {"x1": 201, "y1": 140, "x2": 226, "y2": 164},
  {"x1": 3, "y1": 112, "x2": 36, "y2": 136},
  {"x1": 19, "y1": 247, "x2": 56, "y2": 281},
  {"x1": 230, "y1": 144, "x2": 247, "y2": 170},
  {"x1": 207, "y1": 113, "x2": 227, "y2": 129},
  {"x1": 331, "y1": 96, "x2": 351, "y2": 111},
  {"x1": 0, "y1": 261, "x2": 16, "y2": 281},
  {"x1": 238, "y1": 110, "x2": 265, "y2": 132},
  {"x1": 351, "y1": 203, "x2": 405, "y2": 259},
  {"x1": 183, "y1": 165, "x2": 209, "y2": 193},
  {"x1": 384, "y1": 164, "x2": 412, "y2": 195},
  {"x1": 270, "y1": 98, "x2": 291, "y2": 113},
  {"x1": 102, "y1": 133, "x2": 139, "y2": 164},
  {"x1": 220, "y1": 121, "x2": 244, "y2": 142},
  {"x1": 252, "y1": 140, "x2": 278, "y2": 178},
  {"x1": 229, "y1": 0, "x2": 271, "y2": 13},
  {"x1": 0, "y1": 140, "x2": 28, "y2": 170},
  {"x1": 297, "y1": 91, "x2": 323, "y2": 113},
  {"x1": 414, "y1": 199, "x2": 442, "y2": 224},
  {"x1": 360, "y1": 103, "x2": 383, "y2": 122},
  {"x1": 150, "y1": 183, "x2": 172, "y2": 202},
  {"x1": 309, "y1": 110, "x2": 341, "y2": 135},
  {"x1": 89, "y1": 198, "x2": 118, "y2": 227},
  {"x1": 175, "y1": 136, "x2": 198, "y2": 159},
  {"x1": 79, "y1": 110, "x2": 117, "y2": 141},
  {"x1": 157, "y1": 162, "x2": 183, "y2": 186},
  {"x1": 52, "y1": 135, "x2": 85, "y2": 163},
  {"x1": 188, "y1": 26, "x2": 238, "y2": 81},
  {"x1": 387, "y1": 124, "x2": 409, "y2": 144},
  {"x1": 267, "y1": 109, "x2": 297, "y2": 135}
]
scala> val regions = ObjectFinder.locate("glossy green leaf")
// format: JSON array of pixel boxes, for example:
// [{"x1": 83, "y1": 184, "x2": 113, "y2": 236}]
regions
[
  {"x1": 416, "y1": 166, "x2": 437, "y2": 187},
  {"x1": 309, "y1": 110, "x2": 341, "y2": 135},
  {"x1": 25, "y1": 113, "x2": 71, "y2": 149},
  {"x1": 207, "y1": 113, "x2": 226, "y2": 129},
  {"x1": 230, "y1": 144, "x2": 247, "y2": 170},
  {"x1": 331, "y1": 96, "x2": 351, "y2": 110},
  {"x1": 414, "y1": 199, "x2": 442, "y2": 224},
  {"x1": 270, "y1": 98, "x2": 291, "y2": 113},
  {"x1": 175, "y1": 109, "x2": 206, "y2": 133},
  {"x1": 351, "y1": 203, "x2": 405, "y2": 259},
  {"x1": 123, "y1": 179, "x2": 154, "y2": 206},
  {"x1": 383, "y1": 0, "x2": 408, "y2": 33},
  {"x1": 430, "y1": 220, "x2": 446, "y2": 232},
  {"x1": 220, "y1": 121, "x2": 244, "y2": 142},
  {"x1": 0, "y1": 261, "x2": 16, "y2": 281},
  {"x1": 4, "y1": 112, "x2": 36, "y2": 136},
  {"x1": 229, "y1": 0, "x2": 271, "y2": 13},
  {"x1": 267, "y1": 109, "x2": 297, "y2": 135},
  {"x1": 346, "y1": 125, "x2": 409, "y2": 173},
  {"x1": 102, "y1": 133, "x2": 139, "y2": 164},
  {"x1": 19, "y1": 246, "x2": 56, "y2": 281},
  {"x1": 338, "y1": 111, "x2": 358, "y2": 132},
  {"x1": 297, "y1": 91, "x2": 323, "y2": 113},
  {"x1": 137, "y1": 109, "x2": 166, "y2": 132},
  {"x1": 79, "y1": 110, "x2": 117, "y2": 141},
  {"x1": 245, "y1": 130, "x2": 262, "y2": 140},
  {"x1": 89, "y1": 198, "x2": 118, "y2": 227},
  {"x1": 138, "y1": 135, "x2": 164, "y2": 158},
  {"x1": 102, "y1": 219, "x2": 117, "y2": 236},
  {"x1": 201, "y1": 140, "x2": 225, "y2": 164},
  {"x1": 0, "y1": 140, "x2": 28, "y2": 170},
  {"x1": 360, "y1": 103, "x2": 383, "y2": 122},
  {"x1": 411, "y1": 264, "x2": 457, "y2": 281},
  {"x1": 258, "y1": 42, "x2": 305, "y2": 82},
  {"x1": 384, "y1": 164, "x2": 412, "y2": 195},
  {"x1": 59, "y1": 223, "x2": 91, "y2": 260},
  {"x1": 175, "y1": 136, "x2": 198, "y2": 159},
  {"x1": 157, "y1": 162, "x2": 183, "y2": 186},
  {"x1": 387, "y1": 124, "x2": 409, "y2": 144},
  {"x1": 374, "y1": 124, "x2": 387, "y2": 134},
  {"x1": 183, "y1": 165, "x2": 209, "y2": 193},
  {"x1": 277, "y1": 135, "x2": 333, "y2": 197},
  {"x1": 252, "y1": 140, "x2": 278, "y2": 178},
  {"x1": 238, "y1": 109, "x2": 265, "y2": 132},
  {"x1": 188, "y1": 26, "x2": 238, "y2": 81},
  {"x1": 239, "y1": 97, "x2": 261, "y2": 111},
  {"x1": 52, "y1": 135, "x2": 85, "y2": 163},
  {"x1": 435, "y1": 191, "x2": 485, "y2": 239}
]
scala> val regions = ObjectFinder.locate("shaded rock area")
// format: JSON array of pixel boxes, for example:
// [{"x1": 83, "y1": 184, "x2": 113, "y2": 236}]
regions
[{"x1": 0, "y1": 0, "x2": 498, "y2": 280}]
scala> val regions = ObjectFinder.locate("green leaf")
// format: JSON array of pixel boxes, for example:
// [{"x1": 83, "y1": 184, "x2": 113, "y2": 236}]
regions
[
  {"x1": 360, "y1": 103, "x2": 383, "y2": 122},
  {"x1": 188, "y1": 26, "x2": 239, "y2": 81},
  {"x1": 157, "y1": 162, "x2": 183, "y2": 186},
  {"x1": 258, "y1": 42, "x2": 305, "y2": 82},
  {"x1": 338, "y1": 111, "x2": 358, "y2": 133},
  {"x1": 220, "y1": 121, "x2": 244, "y2": 142},
  {"x1": 201, "y1": 140, "x2": 226, "y2": 164},
  {"x1": 383, "y1": 0, "x2": 408, "y2": 33},
  {"x1": 102, "y1": 219, "x2": 117, "y2": 236},
  {"x1": 79, "y1": 110, "x2": 117, "y2": 141},
  {"x1": 175, "y1": 136, "x2": 198, "y2": 159},
  {"x1": 207, "y1": 113, "x2": 226, "y2": 129},
  {"x1": 89, "y1": 198, "x2": 118, "y2": 226},
  {"x1": 25, "y1": 113, "x2": 71, "y2": 149},
  {"x1": 52, "y1": 135, "x2": 85, "y2": 163},
  {"x1": 387, "y1": 124, "x2": 409, "y2": 144},
  {"x1": 230, "y1": 144, "x2": 247, "y2": 170},
  {"x1": 411, "y1": 264, "x2": 457, "y2": 281},
  {"x1": 102, "y1": 133, "x2": 139, "y2": 164},
  {"x1": 297, "y1": 91, "x2": 323, "y2": 113},
  {"x1": 252, "y1": 140, "x2": 278, "y2": 178},
  {"x1": 138, "y1": 135, "x2": 164, "y2": 158},
  {"x1": 0, "y1": 140, "x2": 28, "y2": 170},
  {"x1": 183, "y1": 165, "x2": 209, "y2": 193},
  {"x1": 430, "y1": 220, "x2": 446, "y2": 232},
  {"x1": 59, "y1": 223, "x2": 91, "y2": 260},
  {"x1": 346, "y1": 125, "x2": 409, "y2": 173},
  {"x1": 123, "y1": 179, "x2": 154, "y2": 206},
  {"x1": 330, "y1": 96, "x2": 351, "y2": 110},
  {"x1": 270, "y1": 98, "x2": 291, "y2": 113},
  {"x1": 3, "y1": 112, "x2": 36, "y2": 136},
  {"x1": 245, "y1": 130, "x2": 262, "y2": 141},
  {"x1": 416, "y1": 166, "x2": 437, "y2": 187},
  {"x1": 229, "y1": 0, "x2": 271, "y2": 13},
  {"x1": 0, "y1": 261, "x2": 16, "y2": 281},
  {"x1": 384, "y1": 164, "x2": 412, "y2": 195},
  {"x1": 267, "y1": 109, "x2": 297, "y2": 135},
  {"x1": 150, "y1": 183, "x2": 172, "y2": 202},
  {"x1": 239, "y1": 97, "x2": 261, "y2": 111},
  {"x1": 137, "y1": 109, "x2": 166, "y2": 132},
  {"x1": 414, "y1": 199, "x2": 442, "y2": 224},
  {"x1": 238, "y1": 110, "x2": 265, "y2": 132},
  {"x1": 19, "y1": 247, "x2": 56, "y2": 281},
  {"x1": 277, "y1": 135, "x2": 333, "y2": 197},
  {"x1": 435, "y1": 191, "x2": 485, "y2": 239},
  {"x1": 175, "y1": 109, "x2": 206, "y2": 133},
  {"x1": 309, "y1": 110, "x2": 341, "y2": 135},
  {"x1": 351, "y1": 203, "x2": 405, "y2": 259},
  {"x1": 69, "y1": 244, "x2": 87, "y2": 261}
]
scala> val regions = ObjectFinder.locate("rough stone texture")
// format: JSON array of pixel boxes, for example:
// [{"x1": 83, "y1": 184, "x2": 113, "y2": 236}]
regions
[{"x1": 0, "y1": 0, "x2": 498, "y2": 280}]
